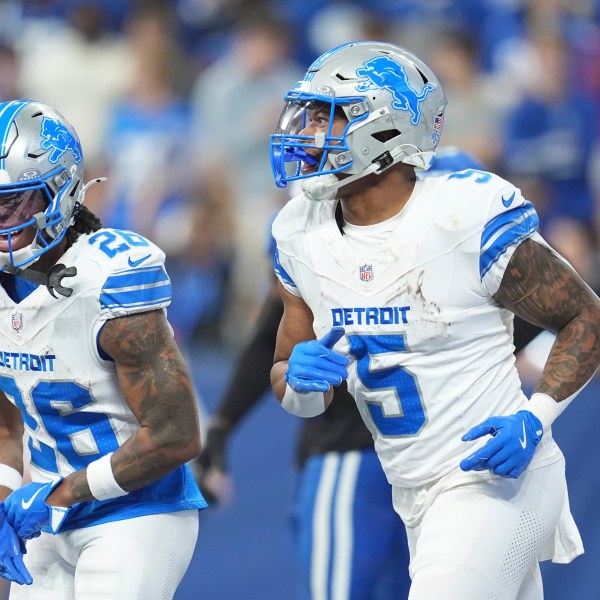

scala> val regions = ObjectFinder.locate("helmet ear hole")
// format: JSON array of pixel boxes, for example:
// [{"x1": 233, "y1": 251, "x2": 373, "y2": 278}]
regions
[
  {"x1": 69, "y1": 180, "x2": 80, "y2": 197},
  {"x1": 372, "y1": 129, "x2": 401, "y2": 143}
]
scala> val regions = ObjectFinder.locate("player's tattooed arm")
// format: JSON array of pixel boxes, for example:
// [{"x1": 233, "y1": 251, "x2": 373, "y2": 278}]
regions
[
  {"x1": 0, "y1": 391, "x2": 23, "y2": 500},
  {"x1": 55, "y1": 310, "x2": 201, "y2": 505},
  {"x1": 494, "y1": 238, "x2": 600, "y2": 401}
]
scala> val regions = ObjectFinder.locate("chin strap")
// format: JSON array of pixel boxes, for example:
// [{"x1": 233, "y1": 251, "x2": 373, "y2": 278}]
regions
[
  {"x1": 302, "y1": 146, "x2": 435, "y2": 202},
  {"x1": 2, "y1": 263, "x2": 77, "y2": 298}
]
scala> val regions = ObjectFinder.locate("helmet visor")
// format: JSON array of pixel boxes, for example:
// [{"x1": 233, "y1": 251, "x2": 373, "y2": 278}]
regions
[{"x1": 0, "y1": 187, "x2": 49, "y2": 231}]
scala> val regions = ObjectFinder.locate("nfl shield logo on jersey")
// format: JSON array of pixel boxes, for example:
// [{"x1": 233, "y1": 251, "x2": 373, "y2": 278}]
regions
[
  {"x1": 359, "y1": 263, "x2": 374, "y2": 282},
  {"x1": 11, "y1": 312, "x2": 23, "y2": 332}
]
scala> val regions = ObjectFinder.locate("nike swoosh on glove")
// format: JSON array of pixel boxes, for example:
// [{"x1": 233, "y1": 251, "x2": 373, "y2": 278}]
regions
[
  {"x1": 0, "y1": 506, "x2": 32, "y2": 585},
  {"x1": 4, "y1": 479, "x2": 70, "y2": 539},
  {"x1": 286, "y1": 327, "x2": 349, "y2": 393},
  {"x1": 459, "y1": 411, "x2": 543, "y2": 479}
]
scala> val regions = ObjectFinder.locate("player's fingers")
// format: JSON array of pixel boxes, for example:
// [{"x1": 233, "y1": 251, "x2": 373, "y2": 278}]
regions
[
  {"x1": 459, "y1": 454, "x2": 487, "y2": 472},
  {"x1": 299, "y1": 350, "x2": 349, "y2": 369},
  {"x1": 485, "y1": 445, "x2": 515, "y2": 469},
  {"x1": 295, "y1": 342, "x2": 331, "y2": 358},
  {"x1": 321, "y1": 350, "x2": 350, "y2": 367},
  {"x1": 318, "y1": 327, "x2": 345, "y2": 350},
  {"x1": 5, "y1": 555, "x2": 32, "y2": 586},
  {"x1": 295, "y1": 345, "x2": 349, "y2": 371},
  {"x1": 460, "y1": 434, "x2": 505, "y2": 471},
  {"x1": 288, "y1": 377, "x2": 330, "y2": 393},
  {"x1": 292, "y1": 364, "x2": 347, "y2": 383},
  {"x1": 0, "y1": 565, "x2": 19, "y2": 584},
  {"x1": 500, "y1": 453, "x2": 533, "y2": 479},
  {"x1": 461, "y1": 422, "x2": 496, "y2": 442},
  {"x1": 289, "y1": 356, "x2": 345, "y2": 379},
  {"x1": 11, "y1": 555, "x2": 32, "y2": 585},
  {"x1": 505, "y1": 463, "x2": 527, "y2": 479},
  {"x1": 459, "y1": 446, "x2": 493, "y2": 471}
]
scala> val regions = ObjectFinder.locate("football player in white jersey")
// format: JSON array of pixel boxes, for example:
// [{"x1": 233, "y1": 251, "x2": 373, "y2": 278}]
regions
[
  {"x1": 0, "y1": 100, "x2": 207, "y2": 599},
  {"x1": 269, "y1": 42, "x2": 600, "y2": 600}
]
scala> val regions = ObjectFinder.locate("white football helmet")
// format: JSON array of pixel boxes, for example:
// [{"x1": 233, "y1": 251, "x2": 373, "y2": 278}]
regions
[
  {"x1": 271, "y1": 41, "x2": 447, "y2": 199},
  {"x1": 0, "y1": 100, "x2": 85, "y2": 268}
]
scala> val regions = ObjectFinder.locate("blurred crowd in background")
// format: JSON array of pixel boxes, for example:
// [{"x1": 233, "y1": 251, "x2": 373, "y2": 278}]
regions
[{"x1": 1, "y1": 0, "x2": 599, "y2": 353}]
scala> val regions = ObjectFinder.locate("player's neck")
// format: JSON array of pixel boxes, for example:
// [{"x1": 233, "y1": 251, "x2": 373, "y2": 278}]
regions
[
  {"x1": 27, "y1": 238, "x2": 68, "y2": 274},
  {"x1": 338, "y1": 168, "x2": 416, "y2": 226}
]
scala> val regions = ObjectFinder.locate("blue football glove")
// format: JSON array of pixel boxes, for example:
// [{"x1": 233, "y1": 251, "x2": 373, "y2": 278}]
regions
[
  {"x1": 286, "y1": 327, "x2": 349, "y2": 393},
  {"x1": 460, "y1": 411, "x2": 543, "y2": 479},
  {"x1": 0, "y1": 507, "x2": 32, "y2": 585},
  {"x1": 4, "y1": 479, "x2": 70, "y2": 540}
]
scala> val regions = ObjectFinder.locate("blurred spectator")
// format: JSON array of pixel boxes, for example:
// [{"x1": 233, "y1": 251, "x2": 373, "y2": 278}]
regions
[
  {"x1": 500, "y1": 29, "x2": 598, "y2": 280},
  {"x1": 430, "y1": 29, "x2": 508, "y2": 170},
  {"x1": 166, "y1": 201, "x2": 233, "y2": 347},
  {"x1": 0, "y1": 0, "x2": 21, "y2": 46},
  {"x1": 189, "y1": 7, "x2": 302, "y2": 341},
  {"x1": 0, "y1": 43, "x2": 21, "y2": 101},
  {"x1": 99, "y1": 4, "x2": 193, "y2": 242},
  {"x1": 16, "y1": 2, "x2": 133, "y2": 173},
  {"x1": 304, "y1": 3, "x2": 399, "y2": 58}
]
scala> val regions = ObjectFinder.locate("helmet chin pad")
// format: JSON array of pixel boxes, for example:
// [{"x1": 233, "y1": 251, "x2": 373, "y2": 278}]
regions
[{"x1": 301, "y1": 174, "x2": 340, "y2": 202}]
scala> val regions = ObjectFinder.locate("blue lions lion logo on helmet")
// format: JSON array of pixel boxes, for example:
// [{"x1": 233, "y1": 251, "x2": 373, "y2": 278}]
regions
[
  {"x1": 40, "y1": 116, "x2": 83, "y2": 164},
  {"x1": 356, "y1": 56, "x2": 435, "y2": 125}
]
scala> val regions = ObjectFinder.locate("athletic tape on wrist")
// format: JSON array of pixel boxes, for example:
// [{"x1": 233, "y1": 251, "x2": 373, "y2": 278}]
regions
[
  {"x1": 527, "y1": 392, "x2": 574, "y2": 433},
  {"x1": 0, "y1": 464, "x2": 23, "y2": 491},
  {"x1": 281, "y1": 384, "x2": 326, "y2": 417},
  {"x1": 86, "y1": 453, "x2": 129, "y2": 501}
]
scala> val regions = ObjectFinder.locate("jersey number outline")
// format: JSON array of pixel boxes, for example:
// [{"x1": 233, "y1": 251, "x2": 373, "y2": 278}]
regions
[
  {"x1": 347, "y1": 334, "x2": 426, "y2": 436},
  {"x1": 88, "y1": 229, "x2": 149, "y2": 258},
  {"x1": 0, "y1": 375, "x2": 119, "y2": 474}
]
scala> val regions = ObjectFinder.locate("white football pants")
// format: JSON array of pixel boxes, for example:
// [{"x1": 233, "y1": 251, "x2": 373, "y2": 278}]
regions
[
  {"x1": 10, "y1": 510, "x2": 199, "y2": 600},
  {"x1": 395, "y1": 459, "x2": 569, "y2": 600}
]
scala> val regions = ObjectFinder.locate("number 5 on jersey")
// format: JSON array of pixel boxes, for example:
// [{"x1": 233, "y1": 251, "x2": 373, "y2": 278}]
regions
[{"x1": 347, "y1": 334, "x2": 426, "y2": 436}]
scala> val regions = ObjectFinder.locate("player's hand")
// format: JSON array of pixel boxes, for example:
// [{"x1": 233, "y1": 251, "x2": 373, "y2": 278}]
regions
[
  {"x1": 286, "y1": 327, "x2": 349, "y2": 393},
  {"x1": 460, "y1": 411, "x2": 543, "y2": 478},
  {"x1": 190, "y1": 423, "x2": 233, "y2": 506},
  {"x1": 0, "y1": 506, "x2": 32, "y2": 585},
  {"x1": 4, "y1": 480, "x2": 70, "y2": 539},
  {"x1": 197, "y1": 423, "x2": 229, "y2": 473}
]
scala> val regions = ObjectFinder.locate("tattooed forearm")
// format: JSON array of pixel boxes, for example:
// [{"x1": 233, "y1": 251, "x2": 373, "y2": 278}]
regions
[
  {"x1": 494, "y1": 239, "x2": 600, "y2": 401},
  {"x1": 55, "y1": 311, "x2": 200, "y2": 506}
]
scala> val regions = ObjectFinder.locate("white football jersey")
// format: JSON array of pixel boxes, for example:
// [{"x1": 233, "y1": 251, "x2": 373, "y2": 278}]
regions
[
  {"x1": 273, "y1": 170, "x2": 563, "y2": 488},
  {"x1": 0, "y1": 228, "x2": 205, "y2": 528}
]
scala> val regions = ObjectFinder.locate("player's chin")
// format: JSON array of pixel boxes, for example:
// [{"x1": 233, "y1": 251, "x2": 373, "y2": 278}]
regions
[
  {"x1": 0, "y1": 228, "x2": 35, "y2": 253},
  {"x1": 301, "y1": 158, "x2": 321, "y2": 175}
]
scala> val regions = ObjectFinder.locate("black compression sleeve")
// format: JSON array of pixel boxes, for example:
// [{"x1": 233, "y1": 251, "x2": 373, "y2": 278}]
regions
[{"x1": 214, "y1": 291, "x2": 284, "y2": 429}]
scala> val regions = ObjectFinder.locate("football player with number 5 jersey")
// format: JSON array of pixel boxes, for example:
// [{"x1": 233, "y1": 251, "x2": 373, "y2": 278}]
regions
[
  {"x1": 269, "y1": 42, "x2": 600, "y2": 600},
  {"x1": 0, "y1": 100, "x2": 206, "y2": 599}
]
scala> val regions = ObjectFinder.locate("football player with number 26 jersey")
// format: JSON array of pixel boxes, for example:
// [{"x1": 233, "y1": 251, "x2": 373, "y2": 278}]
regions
[
  {"x1": 0, "y1": 100, "x2": 206, "y2": 599},
  {"x1": 270, "y1": 42, "x2": 600, "y2": 600}
]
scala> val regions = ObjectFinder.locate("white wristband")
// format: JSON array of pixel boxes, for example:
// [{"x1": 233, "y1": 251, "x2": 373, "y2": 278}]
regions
[
  {"x1": 281, "y1": 385, "x2": 326, "y2": 417},
  {"x1": 527, "y1": 393, "x2": 570, "y2": 433},
  {"x1": 86, "y1": 453, "x2": 129, "y2": 501},
  {"x1": 0, "y1": 464, "x2": 22, "y2": 491}
]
